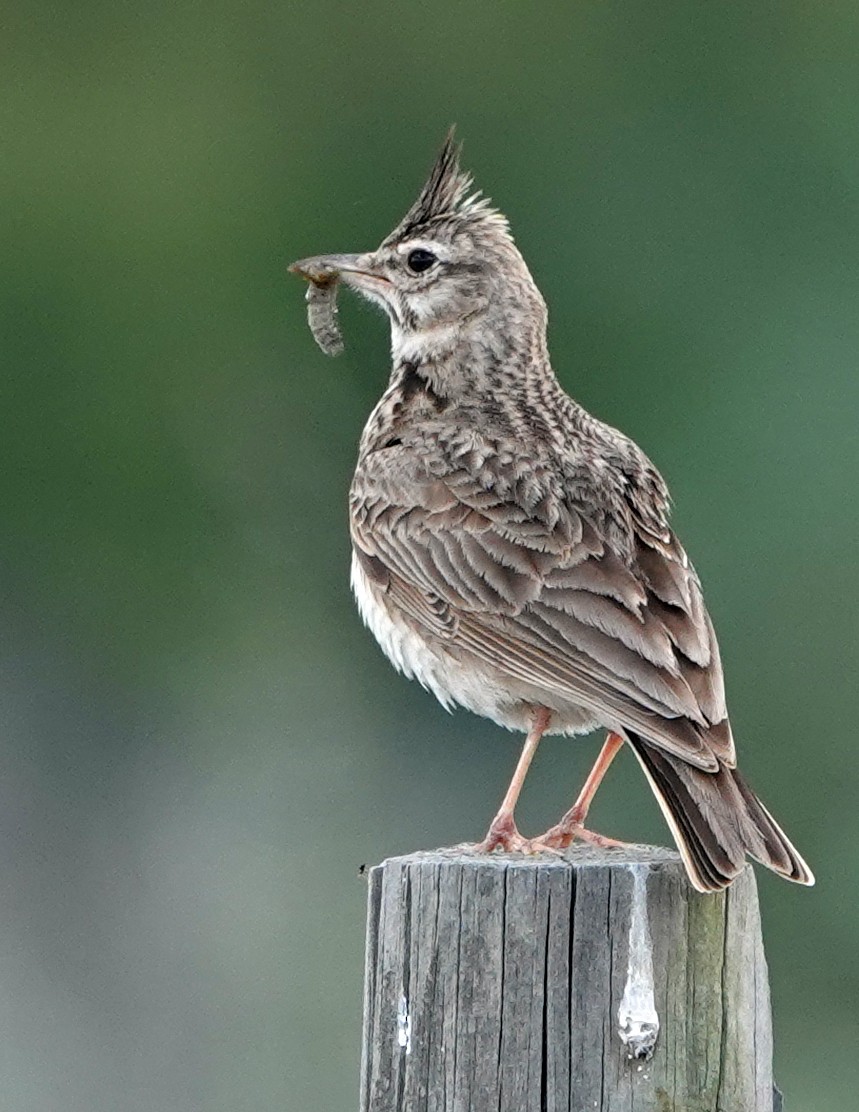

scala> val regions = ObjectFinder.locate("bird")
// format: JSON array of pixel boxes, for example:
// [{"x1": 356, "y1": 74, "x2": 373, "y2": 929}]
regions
[{"x1": 290, "y1": 129, "x2": 814, "y2": 893}]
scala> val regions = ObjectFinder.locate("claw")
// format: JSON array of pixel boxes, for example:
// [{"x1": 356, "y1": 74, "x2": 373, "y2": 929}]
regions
[
  {"x1": 468, "y1": 814, "x2": 565, "y2": 857},
  {"x1": 472, "y1": 812, "x2": 529, "y2": 854},
  {"x1": 537, "y1": 821, "x2": 628, "y2": 850}
]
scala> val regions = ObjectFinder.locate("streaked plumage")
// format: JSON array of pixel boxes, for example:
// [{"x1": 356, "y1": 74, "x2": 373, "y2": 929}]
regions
[{"x1": 291, "y1": 130, "x2": 813, "y2": 893}]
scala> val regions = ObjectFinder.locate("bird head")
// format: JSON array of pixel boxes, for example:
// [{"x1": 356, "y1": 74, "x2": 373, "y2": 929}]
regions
[{"x1": 291, "y1": 129, "x2": 547, "y2": 366}]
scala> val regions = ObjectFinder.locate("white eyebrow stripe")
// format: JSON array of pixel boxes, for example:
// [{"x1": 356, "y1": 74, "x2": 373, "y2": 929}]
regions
[{"x1": 394, "y1": 240, "x2": 449, "y2": 261}]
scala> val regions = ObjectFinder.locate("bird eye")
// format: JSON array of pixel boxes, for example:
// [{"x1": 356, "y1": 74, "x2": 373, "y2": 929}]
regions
[{"x1": 406, "y1": 248, "x2": 437, "y2": 274}]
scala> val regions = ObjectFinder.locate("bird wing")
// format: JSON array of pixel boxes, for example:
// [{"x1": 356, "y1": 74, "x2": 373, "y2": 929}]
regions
[{"x1": 351, "y1": 441, "x2": 735, "y2": 772}]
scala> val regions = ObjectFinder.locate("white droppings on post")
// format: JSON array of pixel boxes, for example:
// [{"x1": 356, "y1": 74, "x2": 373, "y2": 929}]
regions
[
  {"x1": 617, "y1": 864, "x2": 660, "y2": 1060},
  {"x1": 396, "y1": 994, "x2": 412, "y2": 1054}
]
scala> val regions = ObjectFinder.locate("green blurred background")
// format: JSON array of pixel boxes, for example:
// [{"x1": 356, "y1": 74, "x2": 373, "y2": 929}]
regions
[{"x1": 2, "y1": 3, "x2": 857, "y2": 1109}]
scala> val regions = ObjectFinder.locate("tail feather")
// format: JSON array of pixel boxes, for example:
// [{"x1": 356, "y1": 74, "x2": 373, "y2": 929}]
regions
[{"x1": 627, "y1": 733, "x2": 815, "y2": 893}]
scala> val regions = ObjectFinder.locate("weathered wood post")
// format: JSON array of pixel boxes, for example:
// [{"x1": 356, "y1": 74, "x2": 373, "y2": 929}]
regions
[{"x1": 360, "y1": 845, "x2": 778, "y2": 1112}]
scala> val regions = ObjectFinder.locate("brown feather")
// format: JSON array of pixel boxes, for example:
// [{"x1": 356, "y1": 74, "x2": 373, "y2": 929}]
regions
[{"x1": 300, "y1": 130, "x2": 817, "y2": 891}]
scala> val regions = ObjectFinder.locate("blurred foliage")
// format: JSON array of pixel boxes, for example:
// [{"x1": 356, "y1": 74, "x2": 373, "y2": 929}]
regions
[{"x1": 1, "y1": 2, "x2": 857, "y2": 1109}]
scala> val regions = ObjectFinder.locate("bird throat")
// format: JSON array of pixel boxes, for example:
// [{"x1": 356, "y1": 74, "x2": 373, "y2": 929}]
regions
[
  {"x1": 396, "y1": 361, "x2": 449, "y2": 412},
  {"x1": 359, "y1": 312, "x2": 561, "y2": 461}
]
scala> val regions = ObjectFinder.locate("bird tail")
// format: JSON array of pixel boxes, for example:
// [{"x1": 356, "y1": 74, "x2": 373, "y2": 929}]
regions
[{"x1": 626, "y1": 733, "x2": 815, "y2": 893}]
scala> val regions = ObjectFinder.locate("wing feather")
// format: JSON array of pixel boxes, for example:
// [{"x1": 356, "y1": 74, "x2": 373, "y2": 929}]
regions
[{"x1": 351, "y1": 444, "x2": 735, "y2": 768}]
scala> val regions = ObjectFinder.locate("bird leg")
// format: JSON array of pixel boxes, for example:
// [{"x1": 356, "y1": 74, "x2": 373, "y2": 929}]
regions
[
  {"x1": 474, "y1": 706, "x2": 552, "y2": 853},
  {"x1": 536, "y1": 731, "x2": 628, "y2": 849}
]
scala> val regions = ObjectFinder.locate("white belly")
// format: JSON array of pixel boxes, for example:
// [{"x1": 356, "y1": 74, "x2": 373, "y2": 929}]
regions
[{"x1": 349, "y1": 550, "x2": 524, "y2": 728}]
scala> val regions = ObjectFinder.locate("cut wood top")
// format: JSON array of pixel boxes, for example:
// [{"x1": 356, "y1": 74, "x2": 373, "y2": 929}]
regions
[{"x1": 375, "y1": 842, "x2": 685, "y2": 873}]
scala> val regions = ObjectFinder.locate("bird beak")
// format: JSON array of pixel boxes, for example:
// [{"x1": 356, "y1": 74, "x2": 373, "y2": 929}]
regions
[{"x1": 289, "y1": 252, "x2": 389, "y2": 291}]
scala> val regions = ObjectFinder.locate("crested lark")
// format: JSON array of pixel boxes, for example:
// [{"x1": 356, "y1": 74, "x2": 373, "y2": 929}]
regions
[{"x1": 291, "y1": 131, "x2": 813, "y2": 892}]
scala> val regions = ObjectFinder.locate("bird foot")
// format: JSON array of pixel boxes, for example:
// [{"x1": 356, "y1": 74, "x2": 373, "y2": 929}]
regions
[
  {"x1": 472, "y1": 812, "x2": 530, "y2": 854},
  {"x1": 470, "y1": 813, "x2": 564, "y2": 856},
  {"x1": 535, "y1": 820, "x2": 628, "y2": 850}
]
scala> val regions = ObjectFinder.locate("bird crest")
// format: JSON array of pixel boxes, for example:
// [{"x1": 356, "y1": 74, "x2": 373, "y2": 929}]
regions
[{"x1": 383, "y1": 127, "x2": 510, "y2": 245}]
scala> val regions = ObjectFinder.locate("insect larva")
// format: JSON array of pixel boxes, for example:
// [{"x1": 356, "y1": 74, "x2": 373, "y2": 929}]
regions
[{"x1": 305, "y1": 277, "x2": 344, "y2": 357}]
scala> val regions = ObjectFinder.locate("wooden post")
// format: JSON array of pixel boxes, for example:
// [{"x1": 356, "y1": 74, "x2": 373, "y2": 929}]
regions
[{"x1": 359, "y1": 845, "x2": 777, "y2": 1112}]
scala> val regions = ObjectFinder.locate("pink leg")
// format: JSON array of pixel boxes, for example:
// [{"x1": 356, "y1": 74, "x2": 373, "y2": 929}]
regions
[
  {"x1": 474, "y1": 707, "x2": 552, "y2": 853},
  {"x1": 537, "y1": 731, "x2": 627, "y2": 849}
]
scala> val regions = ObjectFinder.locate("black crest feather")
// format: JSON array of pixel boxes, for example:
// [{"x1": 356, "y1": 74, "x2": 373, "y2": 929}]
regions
[{"x1": 384, "y1": 127, "x2": 507, "y2": 244}]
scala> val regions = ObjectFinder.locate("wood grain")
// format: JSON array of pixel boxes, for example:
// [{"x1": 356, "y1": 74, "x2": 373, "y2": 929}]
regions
[{"x1": 359, "y1": 845, "x2": 776, "y2": 1112}]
